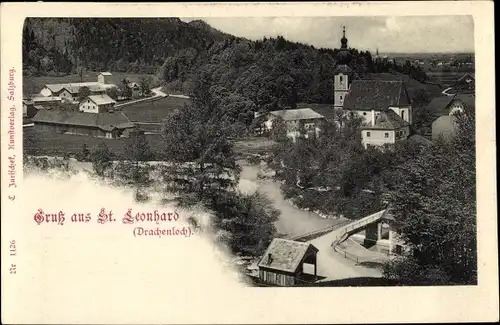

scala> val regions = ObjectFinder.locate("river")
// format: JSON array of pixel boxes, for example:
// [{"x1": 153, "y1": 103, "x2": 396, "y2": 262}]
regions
[{"x1": 237, "y1": 161, "x2": 347, "y2": 239}]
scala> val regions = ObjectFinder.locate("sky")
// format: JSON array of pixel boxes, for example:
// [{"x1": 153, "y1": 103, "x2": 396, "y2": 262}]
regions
[{"x1": 181, "y1": 16, "x2": 474, "y2": 53}]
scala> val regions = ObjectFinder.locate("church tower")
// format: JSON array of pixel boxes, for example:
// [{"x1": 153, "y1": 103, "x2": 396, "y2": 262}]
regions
[{"x1": 334, "y1": 26, "x2": 353, "y2": 109}]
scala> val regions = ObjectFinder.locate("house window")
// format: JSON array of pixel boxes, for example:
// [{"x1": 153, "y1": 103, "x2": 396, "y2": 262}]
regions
[
  {"x1": 363, "y1": 112, "x2": 367, "y2": 116},
  {"x1": 367, "y1": 132, "x2": 371, "y2": 137},
  {"x1": 340, "y1": 95, "x2": 343, "y2": 100},
  {"x1": 340, "y1": 76, "x2": 343, "y2": 83},
  {"x1": 304, "y1": 123, "x2": 315, "y2": 129},
  {"x1": 384, "y1": 133, "x2": 389, "y2": 138},
  {"x1": 401, "y1": 110, "x2": 405, "y2": 121}
]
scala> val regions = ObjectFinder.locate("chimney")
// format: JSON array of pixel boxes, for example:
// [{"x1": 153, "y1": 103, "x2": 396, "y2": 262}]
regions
[
  {"x1": 371, "y1": 109, "x2": 376, "y2": 126},
  {"x1": 267, "y1": 253, "x2": 273, "y2": 264}
]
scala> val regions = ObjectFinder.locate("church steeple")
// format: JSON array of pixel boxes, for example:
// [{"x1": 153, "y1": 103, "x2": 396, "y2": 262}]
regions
[
  {"x1": 336, "y1": 26, "x2": 352, "y2": 65},
  {"x1": 334, "y1": 26, "x2": 353, "y2": 109},
  {"x1": 340, "y1": 26, "x2": 348, "y2": 49}
]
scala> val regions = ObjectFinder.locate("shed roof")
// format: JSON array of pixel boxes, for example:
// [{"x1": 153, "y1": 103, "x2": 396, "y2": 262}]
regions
[
  {"x1": 343, "y1": 80, "x2": 410, "y2": 111},
  {"x1": 363, "y1": 109, "x2": 409, "y2": 130},
  {"x1": 99, "y1": 72, "x2": 113, "y2": 76},
  {"x1": 270, "y1": 108, "x2": 324, "y2": 121},
  {"x1": 86, "y1": 94, "x2": 116, "y2": 106},
  {"x1": 258, "y1": 238, "x2": 318, "y2": 274},
  {"x1": 33, "y1": 109, "x2": 134, "y2": 131}
]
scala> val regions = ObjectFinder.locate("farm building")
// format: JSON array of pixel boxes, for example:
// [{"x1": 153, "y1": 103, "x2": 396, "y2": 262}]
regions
[
  {"x1": 39, "y1": 72, "x2": 119, "y2": 103},
  {"x1": 258, "y1": 238, "x2": 319, "y2": 286},
  {"x1": 79, "y1": 94, "x2": 116, "y2": 113},
  {"x1": 261, "y1": 108, "x2": 325, "y2": 142},
  {"x1": 32, "y1": 109, "x2": 138, "y2": 139}
]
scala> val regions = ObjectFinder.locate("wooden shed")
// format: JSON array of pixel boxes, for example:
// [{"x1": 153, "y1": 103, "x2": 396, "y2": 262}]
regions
[{"x1": 258, "y1": 238, "x2": 319, "y2": 286}]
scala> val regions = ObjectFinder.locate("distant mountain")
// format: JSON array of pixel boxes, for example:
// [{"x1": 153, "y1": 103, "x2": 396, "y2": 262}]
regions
[{"x1": 23, "y1": 18, "x2": 431, "y2": 113}]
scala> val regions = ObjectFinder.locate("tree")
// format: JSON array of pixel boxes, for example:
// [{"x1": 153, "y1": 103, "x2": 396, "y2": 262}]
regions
[
  {"x1": 121, "y1": 78, "x2": 132, "y2": 99},
  {"x1": 161, "y1": 68, "x2": 240, "y2": 206},
  {"x1": 384, "y1": 109, "x2": 476, "y2": 285},
  {"x1": 139, "y1": 75, "x2": 153, "y2": 97},
  {"x1": 78, "y1": 86, "x2": 91, "y2": 101},
  {"x1": 91, "y1": 142, "x2": 113, "y2": 178},
  {"x1": 210, "y1": 191, "x2": 279, "y2": 256},
  {"x1": 106, "y1": 88, "x2": 118, "y2": 100},
  {"x1": 125, "y1": 134, "x2": 154, "y2": 185}
]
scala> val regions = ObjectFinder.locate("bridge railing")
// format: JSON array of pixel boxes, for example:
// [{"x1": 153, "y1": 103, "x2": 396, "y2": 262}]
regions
[{"x1": 331, "y1": 210, "x2": 387, "y2": 247}]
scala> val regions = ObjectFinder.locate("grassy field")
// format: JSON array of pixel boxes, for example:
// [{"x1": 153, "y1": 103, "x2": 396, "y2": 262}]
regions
[
  {"x1": 120, "y1": 96, "x2": 191, "y2": 123},
  {"x1": 24, "y1": 127, "x2": 276, "y2": 161},
  {"x1": 23, "y1": 127, "x2": 166, "y2": 160},
  {"x1": 23, "y1": 71, "x2": 160, "y2": 97}
]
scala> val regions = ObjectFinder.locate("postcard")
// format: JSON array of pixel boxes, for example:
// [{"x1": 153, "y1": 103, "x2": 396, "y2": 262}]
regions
[{"x1": 1, "y1": 2, "x2": 498, "y2": 324}]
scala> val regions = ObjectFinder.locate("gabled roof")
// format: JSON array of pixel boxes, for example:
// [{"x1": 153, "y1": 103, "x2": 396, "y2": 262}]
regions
[
  {"x1": 33, "y1": 110, "x2": 134, "y2": 131},
  {"x1": 427, "y1": 96, "x2": 455, "y2": 116},
  {"x1": 258, "y1": 238, "x2": 318, "y2": 273},
  {"x1": 86, "y1": 94, "x2": 116, "y2": 106},
  {"x1": 296, "y1": 103, "x2": 338, "y2": 120},
  {"x1": 270, "y1": 108, "x2": 324, "y2": 121},
  {"x1": 363, "y1": 109, "x2": 409, "y2": 130},
  {"x1": 457, "y1": 72, "x2": 475, "y2": 82},
  {"x1": 343, "y1": 80, "x2": 411, "y2": 111},
  {"x1": 428, "y1": 93, "x2": 475, "y2": 116}
]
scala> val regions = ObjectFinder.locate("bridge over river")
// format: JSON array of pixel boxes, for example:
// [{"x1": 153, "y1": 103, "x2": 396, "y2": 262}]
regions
[{"x1": 238, "y1": 161, "x2": 385, "y2": 281}]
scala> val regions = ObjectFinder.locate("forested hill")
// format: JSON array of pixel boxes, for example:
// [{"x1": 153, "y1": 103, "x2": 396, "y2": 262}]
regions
[{"x1": 23, "y1": 18, "x2": 429, "y2": 109}]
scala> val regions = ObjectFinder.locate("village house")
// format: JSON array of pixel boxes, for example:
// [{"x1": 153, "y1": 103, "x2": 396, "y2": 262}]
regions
[
  {"x1": 361, "y1": 110, "x2": 410, "y2": 149},
  {"x1": 128, "y1": 82, "x2": 142, "y2": 98},
  {"x1": 430, "y1": 93, "x2": 475, "y2": 141},
  {"x1": 258, "y1": 238, "x2": 319, "y2": 286},
  {"x1": 79, "y1": 94, "x2": 116, "y2": 113},
  {"x1": 263, "y1": 108, "x2": 325, "y2": 142}
]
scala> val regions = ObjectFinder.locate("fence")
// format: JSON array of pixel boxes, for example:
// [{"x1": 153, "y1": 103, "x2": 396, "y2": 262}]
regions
[
  {"x1": 333, "y1": 238, "x2": 391, "y2": 265},
  {"x1": 290, "y1": 223, "x2": 344, "y2": 242}
]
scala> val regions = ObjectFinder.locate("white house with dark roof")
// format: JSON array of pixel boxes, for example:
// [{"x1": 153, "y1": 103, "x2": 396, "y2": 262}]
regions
[
  {"x1": 361, "y1": 109, "x2": 410, "y2": 149},
  {"x1": 265, "y1": 108, "x2": 325, "y2": 142},
  {"x1": 258, "y1": 238, "x2": 319, "y2": 286},
  {"x1": 79, "y1": 94, "x2": 116, "y2": 113}
]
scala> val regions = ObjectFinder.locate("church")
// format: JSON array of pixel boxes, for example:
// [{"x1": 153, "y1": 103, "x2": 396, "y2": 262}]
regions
[{"x1": 333, "y1": 27, "x2": 413, "y2": 149}]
